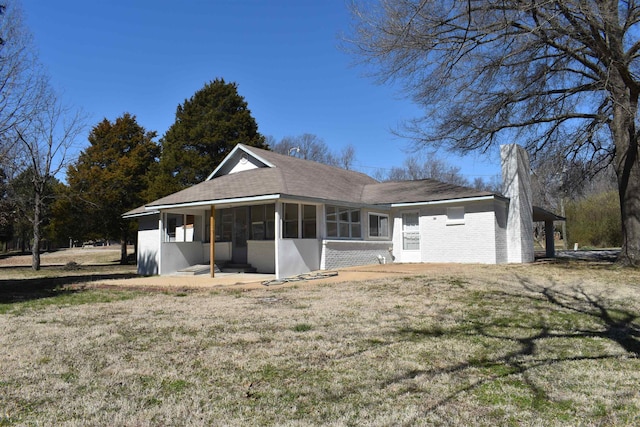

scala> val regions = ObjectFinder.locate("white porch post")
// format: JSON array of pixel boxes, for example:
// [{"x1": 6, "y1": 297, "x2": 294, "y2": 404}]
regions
[
  {"x1": 545, "y1": 220, "x2": 555, "y2": 258},
  {"x1": 274, "y1": 201, "x2": 282, "y2": 280},
  {"x1": 210, "y1": 206, "x2": 216, "y2": 278},
  {"x1": 158, "y1": 212, "x2": 163, "y2": 275}
]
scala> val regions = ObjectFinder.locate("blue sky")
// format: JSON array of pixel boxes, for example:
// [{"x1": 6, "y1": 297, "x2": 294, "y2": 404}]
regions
[{"x1": 21, "y1": 0, "x2": 501, "y2": 180}]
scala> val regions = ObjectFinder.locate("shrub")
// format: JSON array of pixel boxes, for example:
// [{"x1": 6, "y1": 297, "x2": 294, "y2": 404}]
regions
[{"x1": 565, "y1": 190, "x2": 621, "y2": 248}]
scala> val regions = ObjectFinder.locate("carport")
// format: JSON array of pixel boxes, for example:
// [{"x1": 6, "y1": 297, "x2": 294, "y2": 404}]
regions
[{"x1": 533, "y1": 206, "x2": 566, "y2": 258}]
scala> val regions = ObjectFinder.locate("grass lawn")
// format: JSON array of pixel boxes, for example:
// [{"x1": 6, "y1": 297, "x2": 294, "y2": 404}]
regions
[{"x1": 1, "y1": 254, "x2": 639, "y2": 426}]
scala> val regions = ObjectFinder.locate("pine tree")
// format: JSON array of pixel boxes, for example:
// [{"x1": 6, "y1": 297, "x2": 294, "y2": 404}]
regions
[
  {"x1": 151, "y1": 78, "x2": 267, "y2": 198},
  {"x1": 67, "y1": 113, "x2": 159, "y2": 264}
]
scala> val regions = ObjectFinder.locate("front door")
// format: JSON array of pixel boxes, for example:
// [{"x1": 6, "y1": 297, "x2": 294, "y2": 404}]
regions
[
  {"x1": 232, "y1": 207, "x2": 249, "y2": 264},
  {"x1": 401, "y1": 212, "x2": 421, "y2": 262}
]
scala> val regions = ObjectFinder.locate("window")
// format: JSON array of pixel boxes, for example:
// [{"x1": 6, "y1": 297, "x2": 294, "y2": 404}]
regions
[
  {"x1": 215, "y1": 210, "x2": 233, "y2": 242},
  {"x1": 447, "y1": 206, "x2": 465, "y2": 225},
  {"x1": 326, "y1": 205, "x2": 361, "y2": 238},
  {"x1": 369, "y1": 213, "x2": 389, "y2": 238},
  {"x1": 265, "y1": 204, "x2": 275, "y2": 239},
  {"x1": 251, "y1": 205, "x2": 265, "y2": 240},
  {"x1": 402, "y1": 212, "x2": 420, "y2": 250},
  {"x1": 167, "y1": 217, "x2": 177, "y2": 241},
  {"x1": 281, "y1": 203, "x2": 317, "y2": 239},
  {"x1": 302, "y1": 205, "x2": 317, "y2": 238},
  {"x1": 165, "y1": 213, "x2": 185, "y2": 242},
  {"x1": 250, "y1": 204, "x2": 276, "y2": 240},
  {"x1": 283, "y1": 203, "x2": 299, "y2": 238}
]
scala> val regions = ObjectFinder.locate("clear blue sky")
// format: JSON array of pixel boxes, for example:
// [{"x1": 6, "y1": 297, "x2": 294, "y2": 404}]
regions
[{"x1": 21, "y1": 0, "x2": 501, "y2": 180}]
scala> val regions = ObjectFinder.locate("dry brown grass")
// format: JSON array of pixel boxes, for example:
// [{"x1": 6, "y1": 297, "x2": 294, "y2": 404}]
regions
[
  {"x1": 0, "y1": 247, "x2": 126, "y2": 268},
  {"x1": 1, "y1": 260, "x2": 639, "y2": 426}
]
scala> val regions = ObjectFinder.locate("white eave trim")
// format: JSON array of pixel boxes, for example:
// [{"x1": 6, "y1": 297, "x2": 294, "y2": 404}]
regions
[
  {"x1": 206, "y1": 144, "x2": 275, "y2": 181},
  {"x1": 390, "y1": 195, "x2": 498, "y2": 208},
  {"x1": 122, "y1": 210, "x2": 160, "y2": 219},
  {"x1": 146, "y1": 194, "x2": 281, "y2": 211}
]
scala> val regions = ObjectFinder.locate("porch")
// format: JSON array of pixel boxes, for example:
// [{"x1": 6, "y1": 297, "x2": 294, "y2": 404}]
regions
[{"x1": 156, "y1": 201, "x2": 322, "y2": 279}]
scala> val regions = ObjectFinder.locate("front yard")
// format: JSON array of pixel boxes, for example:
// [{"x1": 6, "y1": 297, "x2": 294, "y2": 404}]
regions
[{"x1": 1, "y1": 259, "x2": 639, "y2": 426}]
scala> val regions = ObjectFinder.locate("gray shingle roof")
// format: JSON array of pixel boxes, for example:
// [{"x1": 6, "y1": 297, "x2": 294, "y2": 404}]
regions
[
  {"x1": 362, "y1": 179, "x2": 494, "y2": 204},
  {"x1": 141, "y1": 144, "x2": 498, "y2": 210},
  {"x1": 146, "y1": 144, "x2": 379, "y2": 207}
]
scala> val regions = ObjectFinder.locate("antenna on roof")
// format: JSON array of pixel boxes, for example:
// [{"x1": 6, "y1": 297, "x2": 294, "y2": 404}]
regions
[{"x1": 288, "y1": 147, "x2": 301, "y2": 156}]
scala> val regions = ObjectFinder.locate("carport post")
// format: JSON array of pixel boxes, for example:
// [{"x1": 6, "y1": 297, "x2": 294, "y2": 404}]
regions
[
  {"x1": 210, "y1": 206, "x2": 216, "y2": 278},
  {"x1": 545, "y1": 220, "x2": 555, "y2": 258}
]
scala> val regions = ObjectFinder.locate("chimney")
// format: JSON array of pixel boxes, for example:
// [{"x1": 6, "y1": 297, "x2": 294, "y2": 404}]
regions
[{"x1": 500, "y1": 144, "x2": 534, "y2": 263}]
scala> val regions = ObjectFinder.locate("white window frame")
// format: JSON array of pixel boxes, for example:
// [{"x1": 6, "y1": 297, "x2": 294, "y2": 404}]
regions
[
  {"x1": 326, "y1": 205, "x2": 362, "y2": 239},
  {"x1": 368, "y1": 213, "x2": 390, "y2": 238},
  {"x1": 282, "y1": 203, "x2": 318, "y2": 239},
  {"x1": 282, "y1": 203, "x2": 299, "y2": 239}
]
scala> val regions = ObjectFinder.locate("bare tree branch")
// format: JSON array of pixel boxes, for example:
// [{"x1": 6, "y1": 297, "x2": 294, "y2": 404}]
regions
[{"x1": 348, "y1": 0, "x2": 640, "y2": 265}]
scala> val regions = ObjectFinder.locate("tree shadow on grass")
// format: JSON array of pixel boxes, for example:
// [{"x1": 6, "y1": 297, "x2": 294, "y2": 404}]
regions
[
  {"x1": 385, "y1": 276, "x2": 640, "y2": 425},
  {"x1": 0, "y1": 271, "x2": 138, "y2": 304}
]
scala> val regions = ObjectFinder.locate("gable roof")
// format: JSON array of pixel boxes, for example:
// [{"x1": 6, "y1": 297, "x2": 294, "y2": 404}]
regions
[
  {"x1": 146, "y1": 144, "x2": 379, "y2": 208},
  {"x1": 139, "y1": 144, "x2": 499, "y2": 211}
]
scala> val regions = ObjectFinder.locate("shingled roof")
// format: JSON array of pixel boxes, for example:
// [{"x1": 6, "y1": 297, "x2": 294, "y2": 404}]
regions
[
  {"x1": 130, "y1": 144, "x2": 499, "y2": 214},
  {"x1": 362, "y1": 179, "x2": 495, "y2": 205}
]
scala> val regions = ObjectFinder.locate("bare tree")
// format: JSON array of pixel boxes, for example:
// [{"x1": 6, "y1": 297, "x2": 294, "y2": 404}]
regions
[
  {"x1": 14, "y1": 90, "x2": 84, "y2": 270},
  {"x1": 338, "y1": 144, "x2": 356, "y2": 170},
  {"x1": 382, "y1": 153, "x2": 470, "y2": 185},
  {"x1": 0, "y1": 2, "x2": 45, "y2": 156},
  {"x1": 349, "y1": 1, "x2": 640, "y2": 265},
  {"x1": 270, "y1": 134, "x2": 357, "y2": 169}
]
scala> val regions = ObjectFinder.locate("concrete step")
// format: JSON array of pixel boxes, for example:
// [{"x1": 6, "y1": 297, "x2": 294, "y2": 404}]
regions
[
  {"x1": 176, "y1": 264, "x2": 220, "y2": 275},
  {"x1": 222, "y1": 263, "x2": 257, "y2": 273}
]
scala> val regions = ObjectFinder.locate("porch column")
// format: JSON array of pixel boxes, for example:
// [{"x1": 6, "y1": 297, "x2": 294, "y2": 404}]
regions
[
  {"x1": 158, "y1": 213, "x2": 164, "y2": 275},
  {"x1": 210, "y1": 206, "x2": 216, "y2": 278},
  {"x1": 545, "y1": 220, "x2": 555, "y2": 258},
  {"x1": 274, "y1": 201, "x2": 281, "y2": 280}
]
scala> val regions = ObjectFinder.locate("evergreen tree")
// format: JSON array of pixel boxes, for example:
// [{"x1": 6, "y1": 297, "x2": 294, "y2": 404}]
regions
[
  {"x1": 67, "y1": 113, "x2": 159, "y2": 264},
  {"x1": 151, "y1": 78, "x2": 267, "y2": 198}
]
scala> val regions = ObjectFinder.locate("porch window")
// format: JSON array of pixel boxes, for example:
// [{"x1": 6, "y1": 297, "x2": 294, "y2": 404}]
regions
[
  {"x1": 250, "y1": 204, "x2": 276, "y2": 240},
  {"x1": 283, "y1": 203, "x2": 299, "y2": 238},
  {"x1": 215, "y1": 209, "x2": 233, "y2": 242},
  {"x1": 302, "y1": 205, "x2": 317, "y2": 238},
  {"x1": 265, "y1": 204, "x2": 275, "y2": 239},
  {"x1": 369, "y1": 213, "x2": 389, "y2": 238},
  {"x1": 167, "y1": 216, "x2": 177, "y2": 241},
  {"x1": 326, "y1": 205, "x2": 361, "y2": 239},
  {"x1": 165, "y1": 213, "x2": 183, "y2": 242}
]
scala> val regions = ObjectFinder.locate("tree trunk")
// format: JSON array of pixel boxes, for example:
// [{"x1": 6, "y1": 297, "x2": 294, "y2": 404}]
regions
[
  {"x1": 32, "y1": 190, "x2": 41, "y2": 271},
  {"x1": 615, "y1": 141, "x2": 640, "y2": 266},
  {"x1": 120, "y1": 227, "x2": 128, "y2": 265},
  {"x1": 610, "y1": 80, "x2": 640, "y2": 266}
]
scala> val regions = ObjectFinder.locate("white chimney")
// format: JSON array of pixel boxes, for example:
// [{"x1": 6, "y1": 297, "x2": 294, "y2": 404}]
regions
[{"x1": 500, "y1": 144, "x2": 534, "y2": 263}]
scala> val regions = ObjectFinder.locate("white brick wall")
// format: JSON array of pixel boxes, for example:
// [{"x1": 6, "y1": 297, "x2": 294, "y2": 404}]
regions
[
  {"x1": 494, "y1": 200, "x2": 509, "y2": 263},
  {"x1": 501, "y1": 144, "x2": 535, "y2": 263},
  {"x1": 391, "y1": 200, "x2": 502, "y2": 264}
]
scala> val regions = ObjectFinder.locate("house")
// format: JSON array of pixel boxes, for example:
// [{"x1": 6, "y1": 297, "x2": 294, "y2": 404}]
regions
[{"x1": 124, "y1": 143, "x2": 560, "y2": 279}]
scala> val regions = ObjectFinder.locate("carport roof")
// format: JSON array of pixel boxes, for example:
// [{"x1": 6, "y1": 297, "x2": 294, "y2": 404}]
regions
[{"x1": 533, "y1": 206, "x2": 565, "y2": 222}]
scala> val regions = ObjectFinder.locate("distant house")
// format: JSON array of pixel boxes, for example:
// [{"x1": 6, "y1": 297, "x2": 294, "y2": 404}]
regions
[{"x1": 124, "y1": 143, "x2": 560, "y2": 278}]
